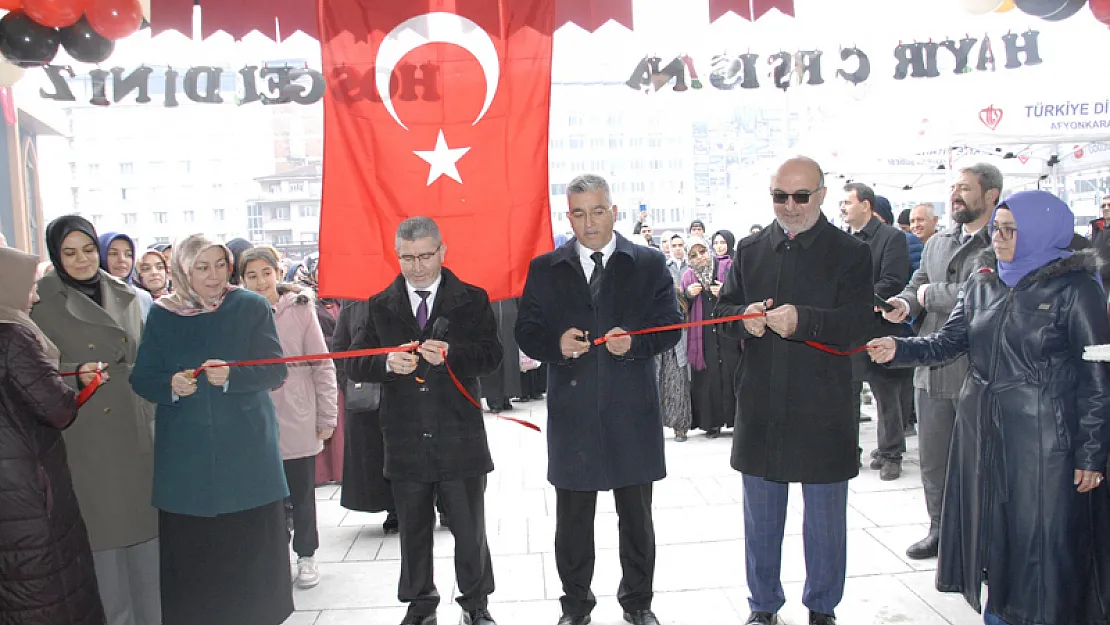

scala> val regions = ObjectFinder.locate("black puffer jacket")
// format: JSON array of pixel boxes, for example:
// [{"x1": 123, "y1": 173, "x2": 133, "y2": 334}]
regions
[
  {"x1": 0, "y1": 323, "x2": 105, "y2": 625},
  {"x1": 892, "y1": 250, "x2": 1110, "y2": 625}
]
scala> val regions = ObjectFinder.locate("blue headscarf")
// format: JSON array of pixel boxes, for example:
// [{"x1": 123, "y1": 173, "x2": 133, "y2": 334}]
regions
[
  {"x1": 98, "y1": 231, "x2": 137, "y2": 284},
  {"x1": 993, "y1": 190, "x2": 1074, "y2": 288}
]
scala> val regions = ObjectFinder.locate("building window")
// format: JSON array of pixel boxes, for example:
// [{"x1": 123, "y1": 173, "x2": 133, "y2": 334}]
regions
[
  {"x1": 90, "y1": 214, "x2": 102, "y2": 225},
  {"x1": 213, "y1": 209, "x2": 225, "y2": 221},
  {"x1": 569, "y1": 136, "x2": 584, "y2": 149},
  {"x1": 153, "y1": 236, "x2": 170, "y2": 244},
  {"x1": 289, "y1": 181, "x2": 305, "y2": 192},
  {"x1": 153, "y1": 212, "x2": 168, "y2": 223},
  {"x1": 88, "y1": 163, "x2": 100, "y2": 174},
  {"x1": 590, "y1": 138, "x2": 605, "y2": 149},
  {"x1": 123, "y1": 213, "x2": 138, "y2": 225},
  {"x1": 550, "y1": 183, "x2": 567, "y2": 196},
  {"x1": 307, "y1": 233, "x2": 319, "y2": 242},
  {"x1": 298, "y1": 205, "x2": 318, "y2": 218},
  {"x1": 182, "y1": 211, "x2": 195, "y2": 223},
  {"x1": 608, "y1": 136, "x2": 623, "y2": 149},
  {"x1": 274, "y1": 206, "x2": 291, "y2": 220},
  {"x1": 70, "y1": 187, "x2": 79, "y2": 205},
  {"x1": 181, "y1": 161, "x2": 192, "y2": 174},
  {"x1": 120, "y1": 162, "x2": 133, "y2": 175},
  {"x1": 266, "y1": 182, "x2": 281, "y2": 194},
  {"x1": 121, "y1": 188, "x2": 130, "y2": 200},
  {"x1": 248, "y1": 205, "x2": 263, "y2": 241}
]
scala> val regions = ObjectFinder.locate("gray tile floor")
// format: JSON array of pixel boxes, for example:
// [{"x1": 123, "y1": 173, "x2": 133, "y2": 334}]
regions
[{"x1": 285, "y1": 401, "x2": 985, "y2": 625}]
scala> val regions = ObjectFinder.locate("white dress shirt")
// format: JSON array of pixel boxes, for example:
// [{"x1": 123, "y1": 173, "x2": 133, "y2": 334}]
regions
[
  {"x1": 406, "y1": 274, "x2": 442, "y2": 318},
  {"x1": 576, "y1": 236, "x2": 618, "y2": 283}
]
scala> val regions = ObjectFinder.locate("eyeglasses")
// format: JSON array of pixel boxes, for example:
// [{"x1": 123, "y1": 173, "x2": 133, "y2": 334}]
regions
[
  {"x1": 989, "y1": 221, "x2": 1017, "y2": 241},
  {"x1": 398, "y1": 244, "x2": 441, "y2": 265},
  {"x1": 771, "y1": 188, "x2": 823, "y2": 205}
]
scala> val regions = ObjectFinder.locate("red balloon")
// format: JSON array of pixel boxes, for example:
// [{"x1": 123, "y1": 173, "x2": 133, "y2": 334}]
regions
[
  {"x1": 23, "y1": 0, "x2": 85, "y2": 28},
  {"x1": 0, "y1": 0, "x2": 23, "y2": 11},
  {"x1": 1092, "y1": 0, "x2": 1110, "y2": 24},
  {"x1": 85, "y1": 0, "x2": 140, "y2": 40}
]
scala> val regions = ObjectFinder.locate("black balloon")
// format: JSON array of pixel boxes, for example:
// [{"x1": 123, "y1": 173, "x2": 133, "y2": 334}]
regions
[
  {"x1": 1044, "y1": 0, "x2": 1088, "y2": 21},
  {"x1": 60, "y1": 17, "x2": 114, "y2": 63},
  {"x1": 0, "y1": 11, "x2": 60, "y2": 68},
  {"x1": 1014, "y1": 0, "x2": 1072, "y2": 17}
]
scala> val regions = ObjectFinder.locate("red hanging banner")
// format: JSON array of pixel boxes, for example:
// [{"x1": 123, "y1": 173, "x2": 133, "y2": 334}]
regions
[{"x1": 316, "y1": 0, "x2": 556, "y2": 301}]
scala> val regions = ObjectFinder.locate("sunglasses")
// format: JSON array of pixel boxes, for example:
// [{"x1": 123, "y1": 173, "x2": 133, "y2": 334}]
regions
[{"x1": 771, "y1": 188, "x2": 823, "y2": 205}]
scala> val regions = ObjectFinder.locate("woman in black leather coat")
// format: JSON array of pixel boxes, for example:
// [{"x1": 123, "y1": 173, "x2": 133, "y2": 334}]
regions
[{"x1": 869, "y1": 190, "x2": 1110, "y2": 625}]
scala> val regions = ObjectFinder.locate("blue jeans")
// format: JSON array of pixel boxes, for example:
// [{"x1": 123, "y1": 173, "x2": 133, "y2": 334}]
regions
[{"x1": 984, "y1": 601, "x2": 1008, "y2": 625}]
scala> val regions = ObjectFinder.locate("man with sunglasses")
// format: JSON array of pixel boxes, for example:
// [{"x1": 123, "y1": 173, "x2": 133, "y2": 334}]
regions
[
  {"x1": 716, "y1": 157, "x2": 874, "y2": 625},
  {"x1": 881, "y1": 163, "x2": 1001, "y2": 562},
  {"x1": 346, "y1": 216, "x2": 503, "y2": 625},
  {"x1": 1089, "y1": 194, "x2": 1110, "y2": 286}
]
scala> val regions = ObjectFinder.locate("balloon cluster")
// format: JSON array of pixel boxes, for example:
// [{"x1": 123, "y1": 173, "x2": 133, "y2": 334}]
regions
[
  {"x1": 0, "y1": 0, "x2": 142, "y2": 68},
  {"x1": 964, "y1": 0, "x2": 1102, "y2": 23}
]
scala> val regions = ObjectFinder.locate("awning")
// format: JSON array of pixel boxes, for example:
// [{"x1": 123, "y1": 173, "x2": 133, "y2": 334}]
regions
[{"x1": 148, "y1": 0, "x2": 795, "y2": 41}]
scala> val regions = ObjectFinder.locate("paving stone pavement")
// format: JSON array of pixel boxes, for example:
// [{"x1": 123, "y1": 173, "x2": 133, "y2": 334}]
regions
[{"x1": 284, "y1": 400, "x2": 985, "y2": 625}]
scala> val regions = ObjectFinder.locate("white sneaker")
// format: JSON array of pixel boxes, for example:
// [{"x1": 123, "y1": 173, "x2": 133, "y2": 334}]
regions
[{"x1": 296, "y1": 556, "x2": 320, "y2": 588}]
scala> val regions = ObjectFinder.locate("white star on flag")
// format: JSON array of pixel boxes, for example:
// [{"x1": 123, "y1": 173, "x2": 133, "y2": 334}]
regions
[{"x1": 413, "y1": 130, "x2": 471, "y2": 185}]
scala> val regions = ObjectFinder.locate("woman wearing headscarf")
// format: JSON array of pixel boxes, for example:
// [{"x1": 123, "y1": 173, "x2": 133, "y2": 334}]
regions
[
  {"x1": 135, "y1": 248, "x2": 170, "y2": 300},
  {"x1": 711, "y1": 229, "x2": 736, "y2": 270},
  {"x1": 224, "y1": 237, "x2": 254, "y2": 286},
  {"x1": 130, "y1": 234, "x2": 291, "y2": 625},
  {"x1": 659, "y1": 265, "x2": 692, "y2": 441},
  {"x1": 0, "y1": 246, "x2": 106, "y2": 625},
  {"x1": 239, "y1": 247, "x2": 338, "y2": 590},
  {"x1": 31, "y1": 216, "x2": 160, "y2": 625},
  {"x1": 869, "y1": 190, "x2": 1110, "y2": 625},
  {"x1": 98, "y1": 232, "x2": 154, "y2": 317},
  {"x1": 681, "y1": 236, "x2": 741, "y2": 438},
  {"x1": 292, "y1": 251, "x2": 346, "y2": 484}
]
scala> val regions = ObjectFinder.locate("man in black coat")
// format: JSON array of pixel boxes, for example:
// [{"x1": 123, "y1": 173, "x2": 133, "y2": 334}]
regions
[
  {"x1": 840, "y1": 183, "x2": 911, "y2": 480},
  {"x1": 346, "y1": 217, "x2": 502, "y2": 625},
  {"x1": 515, "y1": 174, "x2": 682, "y2": 625},
  {"x1": 716, "y1": 157, "x2": 873, "y2": 625},
  {"x1": 1089, "y1": 194, "x2": 1110, "y2": 286}
]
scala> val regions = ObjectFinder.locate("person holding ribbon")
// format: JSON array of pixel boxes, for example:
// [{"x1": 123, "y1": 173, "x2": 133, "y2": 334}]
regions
[
  {"x1": 0, "y1": 245, "x2": 106, "y2": 625},
  {"x1": 516, "y1": 174, "x2": 682, "y2": 625},
  {"x1": 32, "y1": 215, "x2": 161, "y2": 625},
  {"x1": 715, "y1": 157, "x2": 873, "y2": 625},
  {"x1": 868, "y1": 190, "x2": 1110, "y2": 625},
  {"x1": 130, "y1": 233, "x2": 291, "y2": 625},
  {"x1": 345, "y1": 216, "x2": 502, "y2": 625}
]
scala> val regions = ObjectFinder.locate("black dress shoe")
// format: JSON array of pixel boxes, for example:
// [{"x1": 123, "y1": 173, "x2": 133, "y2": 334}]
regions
[
  {"x1": 809, "y1": 611, "x2": 836, "y2": 625},
  {"x1": 706, "y1": 428, "x2": 721, "y2": 439},
  {"x1": 745, "y1": 612, "x2": 781, "y2": 625},
  {"x1": 556, "y1": 615, "x2": 590, "y2": 625},
  {"x1": 462, "y1": 608, "x2": 496, "y2": 625},
  {"x1": 623, "y1": 609, "x2": 661, "y2": 625},
  {"x1": 906, "y1": 527, "x2": 940, "y2": 560},
  {"x1": 880, "y1": 459, "x2": 902, "y2": 481},
  {"x1": 383, "y1": 510, "x2": 399, "y2": 534},
  {"x1": 513, "y1": 396, "x2": 532, "y2": 403},
  {"x1": 399, "y1": 614, "x2": 436, "y2": 625}
]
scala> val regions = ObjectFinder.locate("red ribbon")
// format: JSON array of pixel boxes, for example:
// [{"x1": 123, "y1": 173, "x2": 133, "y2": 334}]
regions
[
  {"x1": 61, "y1": 368, "x2": 104, "y2": 407},
  {"x1": 593, "y1": 311, "x2": 869, "y2": 356}
]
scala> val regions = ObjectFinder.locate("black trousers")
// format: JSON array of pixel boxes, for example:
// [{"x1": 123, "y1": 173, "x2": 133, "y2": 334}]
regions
[
  {"x1": 283, "y1": 457, "x2": 320, "y2": 558},
  {"x1": 393, "y1": 475, "x2": 494, "y2": 617},
  {"x1": 555, "y1": 483, "x2": 655, "y2": 617},
  {"x1": 855, "y1": 370, "x2": 910, "y2": 461}
]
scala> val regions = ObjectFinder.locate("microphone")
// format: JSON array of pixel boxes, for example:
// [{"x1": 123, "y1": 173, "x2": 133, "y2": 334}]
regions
[{"x1": 415, "y1": 317, "x2": 450, "y2": 384}]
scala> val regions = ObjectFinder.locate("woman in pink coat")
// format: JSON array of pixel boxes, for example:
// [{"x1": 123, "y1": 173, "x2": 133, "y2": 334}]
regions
[{"x1": 238, "y1": 247, "x2": 338, "y2": 590}]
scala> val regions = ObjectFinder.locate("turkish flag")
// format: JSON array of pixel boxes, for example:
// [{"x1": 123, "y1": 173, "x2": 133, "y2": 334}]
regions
[{"x1": 317, "y1": 0, "x2": 555, "y2": 302}]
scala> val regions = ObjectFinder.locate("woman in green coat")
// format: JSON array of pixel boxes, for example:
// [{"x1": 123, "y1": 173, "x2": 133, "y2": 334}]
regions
[{"x1": 130, "y1": 233, "x2": 291, "y2": 625}]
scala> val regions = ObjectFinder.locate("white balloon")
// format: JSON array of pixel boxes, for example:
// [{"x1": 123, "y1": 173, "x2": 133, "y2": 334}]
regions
[
  {"x1": 964, "y1": 0, "x2": 1005, "y2": 14},
  {"x1": 0, "y1": 61, "x2": 25, "y2": 88}
]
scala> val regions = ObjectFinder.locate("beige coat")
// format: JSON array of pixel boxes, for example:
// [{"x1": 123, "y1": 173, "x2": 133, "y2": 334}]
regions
[{"x1": 31, "y1": 270, "x2": 157, "y2": 551}]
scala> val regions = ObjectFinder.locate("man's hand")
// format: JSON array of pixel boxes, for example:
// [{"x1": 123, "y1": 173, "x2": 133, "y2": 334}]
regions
[
  {"x1": 709, "y1": 282, "x2": 722, "y2": 298},
  {"x1": 686, "y1": 282, "x2": 703, "y2": 298},
  {"x1": 171, "y1": 370, "x2": 197, "y2": 397},
  {"x1": 882, "y1": 297, "x2": 909, "y2": 323},
  {"x1": 317, "y1": 427, "x2": 335, "y2": 441},
  {"x1": 604, "y1": 328, "x2": 632, "y2": 356},
  {"x1": 78, "y1": 362, "x2": 108, "y2": 386},
  {"x1": 201, "y1": 359, "x2": 230, "y2": 386},
  {"x1": 917, "y1": 284, "x2": 930, "y2": 307},
  {"x1": 1076, "y1": 469, "x2": 1105, "y2": 493},
  {"x1": 418, "y1": 340, "x2": 449, "y2": 366},
  {"x1": 387, "y1": 351, "x2": 420, "y2": 375},
  {"x1": 866, "y1": 337, "x2": 897, "y2": 364},
  {"x1": 743, "y1": 301, "x2": 769, "y2": 337},
  {"x1": 765, "y1": 304, "x2": 798, "y2": 338},
  {"x1": 560, "y1": 328, "x2": 591, "y2": 360}
]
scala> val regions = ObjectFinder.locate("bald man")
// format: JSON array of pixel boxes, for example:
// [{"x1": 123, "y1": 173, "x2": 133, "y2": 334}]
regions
[{"x1": 716, "y1": 157, "x2": 873, "y2": 625}]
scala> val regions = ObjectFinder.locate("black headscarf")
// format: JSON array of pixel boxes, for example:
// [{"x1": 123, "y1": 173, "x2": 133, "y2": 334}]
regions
[
  {"x1": 46, "y1": 215, "x2": 103, "y2": 306},
  {"x1": 712, "y1": 229, "x2": 737, "y2": 263},
  {"x1": 225, "y1": 238, "x2": 254, "y2": 285}
]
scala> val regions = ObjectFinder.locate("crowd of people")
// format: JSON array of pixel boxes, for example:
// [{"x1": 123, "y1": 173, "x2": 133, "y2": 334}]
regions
[{"x1": 2, "y1": 158, "x2": 1110, "y2": 625}]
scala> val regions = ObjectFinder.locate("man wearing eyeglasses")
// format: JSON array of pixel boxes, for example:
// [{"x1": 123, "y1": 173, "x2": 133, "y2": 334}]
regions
[
  {"x1": 1088, "y1": 195, "x2": 1110, "y2": 286},
  {"x1": 715, "y1": 157, "x2": 874, "y2": 625},
  {"x1": 345, "y1": 216, "x2": 503, "y2": 625},
  {"x1": 881, "y1": 163, "x2": 1000, "y2": 563}
]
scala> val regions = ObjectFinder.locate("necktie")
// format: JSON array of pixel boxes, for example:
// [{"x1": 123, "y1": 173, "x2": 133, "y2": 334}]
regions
[
  {"x1": 415, "y1": 290, "x2": 430, "y2": 329},
  {"x1": 589, "y1": 252, "x2": 604, "y2": 301},
  {"x1": 959, "y1": 233, "x2": 970, "y2": 246}
]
